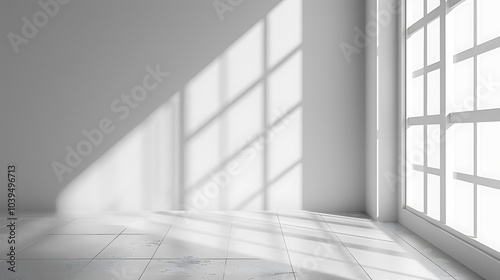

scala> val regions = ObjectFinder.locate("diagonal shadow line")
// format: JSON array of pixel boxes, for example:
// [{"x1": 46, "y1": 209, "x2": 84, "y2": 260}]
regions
[
  {"x1": 183, "y1": 102, "x2": 302, "y2": 195},
  {"x1": 280, "y1": 213, "x2": 376, "y2": 231},
  {"x1": 184, "y1": 44, "x2": 302, "y2": 143},
  {"x1": 234, "y1": 159, "x2": 302, "y2": 211},
  {"x1": 339, "y1": 239, "x2": 420, "y2": 260},
  {"x1": 360, "y1": 264, "x2": 442, "y2": 280}
]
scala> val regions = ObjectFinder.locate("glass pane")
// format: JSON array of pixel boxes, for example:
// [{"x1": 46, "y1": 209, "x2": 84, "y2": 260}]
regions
[
  {"x1": 408, "y1": 76, "x2": 424, "y2": 117},
  {"x1": 446, "y1": 180, "x2": 474, "y2": 236},
  {"x1": 427, "y1": 0, "x2": 440, "y2": 13},
  {"x1": 478, "y1": 122, "x2": 500, "y2": 181},
  {"x1": 408, "y1": 29, "x2": 424, "y2": 72},
  {"x1": 478, "y1": 185, "x2": 500, "y2": 252},
  {"x1": 427, "y1": 125, "x2": 440, "y2": 169},
  {"x1": 408, "y1": 125, "x2": 425, "y2": 166},
  {"x1": 452, "y1": 58, "x2": 474, "y2": 112},
  {"x1": 478, "y1": 47, "x2": 500, "y2": 110},
  {"x1": 407, "y1": 0, "x2": 424, "y2": 27},
  {"x1": 478, "y1": 0, "x2": 500, "y2": 44},
  {"x1": 427, "y1": 69, "x2": 441, "y2": 115},
  {"x1": 407, "y1": 170, "x2": 424, "y2": 212},
  {"x1": 451, "y1": 0, "x2": 474, "y2": 54},
  {"x1": 427, "y1": 174, "x2": 441, "y2": 220},
  {"x1": 453, "y1": 123, "x2": 474, "y2": 175},
  {"x1": 427, "y1": 17, "x2": 441, "y2": 65}
]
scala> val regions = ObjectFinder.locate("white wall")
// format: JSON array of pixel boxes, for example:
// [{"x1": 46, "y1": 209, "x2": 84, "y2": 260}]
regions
[
  {"x1": 0, "y1": 0, "x2": 366, "y2": 214},
  {"x1": 303, "y1": 0, "x2": 366, "y2": 213}
]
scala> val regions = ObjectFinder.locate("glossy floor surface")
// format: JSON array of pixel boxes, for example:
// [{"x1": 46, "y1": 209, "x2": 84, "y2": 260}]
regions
[{"x1": 0, "y1": 211, "x2": 483, "y2": 279}]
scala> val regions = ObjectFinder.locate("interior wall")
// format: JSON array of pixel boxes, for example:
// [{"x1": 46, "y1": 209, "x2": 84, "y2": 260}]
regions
[
  {"x1": 0, "y1": 0, "x2": 366, "y2": 214},
  {"x1": 303, "y1": 0, "x2": 366, "y2": 213}
]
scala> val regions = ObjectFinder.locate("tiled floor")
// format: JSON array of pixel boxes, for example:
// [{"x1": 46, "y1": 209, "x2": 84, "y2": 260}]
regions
[{"x1": 0, "y1": 211, "x2": 483, "y2": 280}]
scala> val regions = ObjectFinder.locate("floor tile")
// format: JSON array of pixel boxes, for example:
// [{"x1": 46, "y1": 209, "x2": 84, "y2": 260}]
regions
[
  {"x1": 0, "y1": 229, "x2": 44, "y2": 256},
  {"x1": 278, "y1": 212, "x2": 331, "y2": 232},
  {"x1": 282, "y1": 225, "x2": 370, "y2": 280},
  {"x1": 153, "y1": 218, "x2": 231, "y2": 258},
  {"x1": 153, "y1": 230, "x2": 229, "y2": 259},
  {"x1": 0, "y1": 219, "x2": 7, "y2": 228},
  {"x1": 122, "y1": 218, "x2": 173, "y2": 236},
  {"x1": 320, "y1": 214, "x2": 393, "y2": 241},
  {"x1": 72, "y1": 259, "x2": 149, "y2": 280},
  {"x1": 232, "y1": 211, "x2": 280, "y2": 225},
  {"x1": 175, "y1": 212, "x2": 232, "y2": 229},
  {"x1": 0, "y1": 259, "x2": 88, "y2": 280},
  {"x1": 53, "y1": 218, "x2": 127, "y2": 235},
  {"x1": 227, "y1": 223, "x2": 289, "y2": 261},
  {"x1": 223, "y1": 260, "x2": 294, "y2": 280},
  {"x1": 17, "y1": 235, "x2": 116, "y2": 259},
  {"x1": 16, "y1": 218, "x2": 73, "y2": 235},
  {"x1": 337, "y1": 232, "x2": 452, "y2": 280},
  {"x1": 381, "y1": 223, "x2": 484, "y2": 280},
  {"x1": 140, "y1": 258, "x2": 224, "y2": 280},
  {"x1": 97, "y1": 235, "x2": 162, "y2": 259}
]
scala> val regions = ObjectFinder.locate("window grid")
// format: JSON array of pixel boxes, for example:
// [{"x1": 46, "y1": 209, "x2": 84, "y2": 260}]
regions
[{"x1": 406, "y1": 0, "x2": 500, "y2": 253}]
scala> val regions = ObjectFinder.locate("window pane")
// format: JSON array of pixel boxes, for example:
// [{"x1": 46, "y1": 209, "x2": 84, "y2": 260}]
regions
[
  {"x1": 427, "y1": 0, "x2": 440, "y2": 13},
  {"x1": 427, "y1": 69, "x2": 440, "y2": 115},
  {"x1": 427, "y1": 125, "x2": 440, "y2": 169},
  {"x1": 453, "y1": 123, "x2": 474, "y2": 175},
  {"x1": 408, "y1": 125, "x2": 425, "y2": 166},
  {"x1": 407, "y1": 0, "x2": 424, "y2": 27},
  {"x1": 408, "y1": 75, "x2": 424, "y2": 117},
  {"x1": 427, "y1": 17, "x2": 441, "y2": 65},
  {"x1": 478, "y1": 122, "x2": 500, "y2": 181},
  {"x1": 408, "y1": 29, "x2": 424, "y2": 71},
  {"x1": 478, "y1": 0, "x2": 500, "y2": 44},
  {"x1": 407, "y1": 170, "x2": 424, "y2": 212},
  {"x1": 451, "y1": 0, "x2": 474, "y2": 54},
  {"x1": 427, "y1": 174, "x2": 440, "y2": 220},
  {"x1": 478, "y1": 186, "x2": 500, "y2": 252},
  {"x1": 452, "y1": 58, "x2": 474, "y2": 112},
  {"x1": 446, "y1": 180, "x2": 474, "y2": 236},
  {"x1": 478, "y1": 47, "x2": 500, "y2": 110}
]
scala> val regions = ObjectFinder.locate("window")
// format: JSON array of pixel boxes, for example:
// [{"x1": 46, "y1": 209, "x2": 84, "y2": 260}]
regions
[{"x1": 405, "y1": 0, "x2": 500, "y2": 254}]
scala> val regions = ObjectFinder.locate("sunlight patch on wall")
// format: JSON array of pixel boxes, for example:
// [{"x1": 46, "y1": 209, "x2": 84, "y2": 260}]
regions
[{"x1": 57, "y1": 96, "x2": 178, "y2": 213}]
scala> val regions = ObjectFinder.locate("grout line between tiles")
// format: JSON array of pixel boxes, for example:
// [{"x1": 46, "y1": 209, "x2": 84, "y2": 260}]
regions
[
  {"x1": 378, "y1": 222, "x2": 458, "y2": 280},
  {"x1": 319, "y1": 213, "x2": 373, "y2": 280},
  {"x1": 70, "y1": 226, "x2": 128, "y2": 280},
  {"x1": 276, "y1": 213, "x2": 297, "y2": 280},
  {"x1": 1, "y1": 218, "x2": 77, "y2": 261},
  {"x1": 222, "y1": 222, "x2": 233, "y2": 280},
  {"x1": 137, "y1": 213, "x2": 178, "y2": 280}
]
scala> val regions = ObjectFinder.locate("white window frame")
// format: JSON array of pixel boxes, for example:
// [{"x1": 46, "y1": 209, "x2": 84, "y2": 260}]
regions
[{"x1": 398, "y1": 1, "x2": 500, "y2": 278}]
